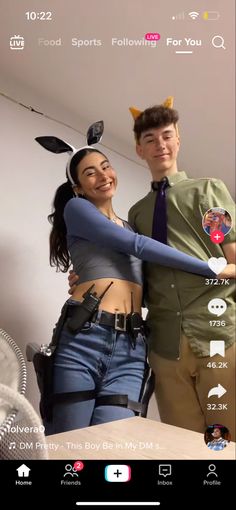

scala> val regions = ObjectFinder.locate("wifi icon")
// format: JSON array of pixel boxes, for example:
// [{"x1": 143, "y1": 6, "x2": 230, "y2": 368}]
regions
[{"x1": 188, "y1": 11, "x2": 199, "y2": 19}]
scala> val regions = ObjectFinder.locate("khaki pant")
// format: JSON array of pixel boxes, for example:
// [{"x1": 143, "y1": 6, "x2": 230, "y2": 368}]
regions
[{"x1": 149, "y1": 335, "x2": 235, "y2": 441}]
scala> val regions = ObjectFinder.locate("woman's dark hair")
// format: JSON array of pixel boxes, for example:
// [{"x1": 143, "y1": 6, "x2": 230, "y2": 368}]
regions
[
  {"x1": 204, "y1": 424, "x2": 230, "y2": 444},
  {"x1": 48, "y1": 148, "x2": 106, "y2": 272}
]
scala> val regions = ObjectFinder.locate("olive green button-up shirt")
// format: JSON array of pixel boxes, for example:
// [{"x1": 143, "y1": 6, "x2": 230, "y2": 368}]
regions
[{"x1": 128, "y1": 172, "x2": 236, "y2": 359}]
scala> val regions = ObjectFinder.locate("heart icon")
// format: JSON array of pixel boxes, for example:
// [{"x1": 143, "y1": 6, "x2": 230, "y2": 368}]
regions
[{"x1": 208, "y1": 257, "x2": 227, "y2": 275}]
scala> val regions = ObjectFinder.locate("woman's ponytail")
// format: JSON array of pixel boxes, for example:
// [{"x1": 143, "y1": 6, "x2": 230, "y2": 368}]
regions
[{"x1": 48, "y1": 181, "x2": 74, "y2": 272}]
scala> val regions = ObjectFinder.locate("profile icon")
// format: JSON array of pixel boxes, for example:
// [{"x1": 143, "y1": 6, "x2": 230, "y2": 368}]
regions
[
  {"x1": 204, "y1": 424, "x2": 231, "y2": 451},
  {"x1": 202, "y1": 207, "x2": 232, "y2": 236}
]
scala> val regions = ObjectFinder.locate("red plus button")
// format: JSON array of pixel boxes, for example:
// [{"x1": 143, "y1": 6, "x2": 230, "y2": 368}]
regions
[{"x1": 210, "y1": 230, "x2": 225, "y2": 244}]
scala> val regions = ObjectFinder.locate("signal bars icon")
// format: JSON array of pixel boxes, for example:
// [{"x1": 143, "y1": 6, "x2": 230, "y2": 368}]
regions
[{"x1": 172, "y1": 12, "x2": 185, "y2": 20}]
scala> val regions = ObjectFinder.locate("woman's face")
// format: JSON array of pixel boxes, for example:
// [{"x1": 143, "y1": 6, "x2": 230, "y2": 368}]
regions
[
  {"x1": 212, "y1": 428, "x2": 221, "y2": 438},
  {"x1": 212, "y1": 213, "x2": 223, "y2": 224},
  {"x1": 75, "y1": 152, "x2": 117, "y2": 203}
]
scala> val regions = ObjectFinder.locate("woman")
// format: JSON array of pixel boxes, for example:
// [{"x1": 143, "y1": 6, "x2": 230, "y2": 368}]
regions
[
  {"x1": 207, "y1": 426, "x2": 229, "y2": 451},
  {"x1": 36, "y1": 123, "x2": 235, "y2": 434}
]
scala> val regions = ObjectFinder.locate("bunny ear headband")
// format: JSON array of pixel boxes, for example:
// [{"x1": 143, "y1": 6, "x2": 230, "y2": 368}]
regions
[
  {"x1": 35, "y1": 120, "x2": 104, "y2": 185},
  {"x1": 129, "y1": 96, "x2": 179, "y2": 137}
]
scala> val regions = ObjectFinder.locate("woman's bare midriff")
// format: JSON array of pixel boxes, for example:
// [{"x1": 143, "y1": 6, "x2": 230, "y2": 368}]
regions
[{"x1": 71, "y1": 278, "x2": 143, "y2": 314}]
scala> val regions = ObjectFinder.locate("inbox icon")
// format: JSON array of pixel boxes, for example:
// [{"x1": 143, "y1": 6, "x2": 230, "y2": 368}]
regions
[{"x1": 105, "y1": 464, "x2": 131, "y2": 482}]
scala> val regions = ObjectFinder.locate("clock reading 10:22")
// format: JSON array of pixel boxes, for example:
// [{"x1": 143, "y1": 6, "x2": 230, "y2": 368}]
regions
[{"x1": 25, "y1": 12, "x2": 53, "y2": 21}]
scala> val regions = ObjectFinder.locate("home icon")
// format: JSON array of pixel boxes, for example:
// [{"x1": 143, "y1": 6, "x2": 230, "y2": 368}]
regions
[{"x1": 16, "y1": 464, "x2": 31, "y2": 478}]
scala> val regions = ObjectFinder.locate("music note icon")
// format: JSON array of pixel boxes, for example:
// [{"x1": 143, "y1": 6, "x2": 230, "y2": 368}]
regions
[{"x1": 9, "y1": 442, "x2": 16, "y2": 449}]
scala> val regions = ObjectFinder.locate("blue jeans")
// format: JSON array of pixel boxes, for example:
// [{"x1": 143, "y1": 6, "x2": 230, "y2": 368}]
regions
[{"x1": 50, "y1": 316, "x2": 148, "y2": 433}]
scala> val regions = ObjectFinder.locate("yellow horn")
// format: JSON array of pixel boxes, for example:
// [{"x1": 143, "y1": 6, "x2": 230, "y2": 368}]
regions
[
  {"x1": 129, "y1": 107, "x2": 142, "y2": 120},
  {"x1": 163, "y1": 96, "x2": 179, "y2": 136},
  {"x1": 163, "y1": 96, "x2": 174, "y2": 108}
]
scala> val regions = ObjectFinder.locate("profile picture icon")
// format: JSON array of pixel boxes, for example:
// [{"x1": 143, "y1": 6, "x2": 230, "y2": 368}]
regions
[
  {"x1": 202, "y1": 207, "x2": 232, "y2": 236},
  {"x1": 204, "y1": 424, "x2": 231, "y2": 451}
]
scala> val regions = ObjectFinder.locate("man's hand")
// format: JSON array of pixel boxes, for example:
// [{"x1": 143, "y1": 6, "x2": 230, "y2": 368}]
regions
[
  {"x1": 218, "y1": 264, "x2": 236, "y2": 279},
  {"x1": 68, "y1": 270, "x2": 79, "y2": 295},
  {"x1": 218, "y1": 243, "x2": 236, "y2": 279}
]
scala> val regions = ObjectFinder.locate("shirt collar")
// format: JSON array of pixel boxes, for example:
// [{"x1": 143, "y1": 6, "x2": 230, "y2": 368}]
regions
[{"x1": 151, "y1": 171, "x2": 188, "y2": 190}]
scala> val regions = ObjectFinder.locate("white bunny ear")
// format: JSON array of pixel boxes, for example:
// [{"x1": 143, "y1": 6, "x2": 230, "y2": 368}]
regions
[
  {"x1": 86, "y1": 121, "x2": 104, "y2": 146},
  {"x1": 35, "y1": 136, "x2": 74, "y2": 154}
]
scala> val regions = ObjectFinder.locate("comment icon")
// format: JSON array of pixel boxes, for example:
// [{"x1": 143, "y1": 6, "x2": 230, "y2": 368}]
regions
[{"x1": 208, "y1": 298, "x2": 227, "y2": 316}]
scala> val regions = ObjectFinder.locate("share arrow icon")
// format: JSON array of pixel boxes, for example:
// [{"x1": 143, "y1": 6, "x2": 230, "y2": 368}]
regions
[{"x1": 208, "y1": 384, "x2": 227, "y2": 398}]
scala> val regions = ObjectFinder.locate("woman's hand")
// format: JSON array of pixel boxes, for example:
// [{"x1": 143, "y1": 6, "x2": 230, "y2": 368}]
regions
[
  {"x1": 218, "y1": 264, "x2": 236, "y2": 279},
  {"x1": 68, "y1": 270, "x2": 79, "y2": 295},
  {"x1": 203, "y1": 212, "x2": 214, "y2": 227}
]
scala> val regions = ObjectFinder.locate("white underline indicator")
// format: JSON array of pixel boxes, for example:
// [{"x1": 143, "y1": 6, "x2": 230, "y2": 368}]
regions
[
  {"x1": 175, "y1": 50, "x2": 193, "y2": 54},
  {"x1": 76, "y1": 503, "x2": 161, "y2": 507}
]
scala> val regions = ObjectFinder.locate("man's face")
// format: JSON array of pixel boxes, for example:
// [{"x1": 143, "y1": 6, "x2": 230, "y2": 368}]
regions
[{"x1": 136, "y1": 124, "x2": 180, "y2": 176}]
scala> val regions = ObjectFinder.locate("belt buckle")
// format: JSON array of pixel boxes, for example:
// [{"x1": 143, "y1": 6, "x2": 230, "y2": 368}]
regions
[{"x1": 114, "y1": 312, "x2": 127, "y2": 331}]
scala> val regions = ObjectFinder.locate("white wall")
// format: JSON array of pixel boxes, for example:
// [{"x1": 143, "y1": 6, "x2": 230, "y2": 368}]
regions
[{"x1": 0, "y1": 94, "x2": 159, "y2": 418}]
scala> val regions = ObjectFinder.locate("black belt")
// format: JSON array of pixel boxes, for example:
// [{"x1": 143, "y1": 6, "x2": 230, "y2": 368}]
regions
[
  {"x1": 94, "y1": 310, "x2": 129, "y2": 332},
  {"x1": 67, "y1": 304, "x2": 143, "y2": 333}
]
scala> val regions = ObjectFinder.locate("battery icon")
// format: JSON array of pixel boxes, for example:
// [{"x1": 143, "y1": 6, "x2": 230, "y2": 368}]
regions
[{"x1": 203, "y1": 11, "x2": 220, "y2": 20}]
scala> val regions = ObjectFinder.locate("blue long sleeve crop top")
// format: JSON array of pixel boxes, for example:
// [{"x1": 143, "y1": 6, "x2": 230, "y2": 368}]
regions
[{"x1": 64, "y1": 198, "x2": 216, "y2": 285}]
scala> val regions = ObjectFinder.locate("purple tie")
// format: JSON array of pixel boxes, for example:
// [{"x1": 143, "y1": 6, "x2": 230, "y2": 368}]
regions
[{"x1": 151, "y1": 177, "x2": 169, "y2": 244}]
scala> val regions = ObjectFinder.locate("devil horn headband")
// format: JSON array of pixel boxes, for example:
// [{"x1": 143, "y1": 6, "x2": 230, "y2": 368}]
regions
[
  {"x1": 129, "y1": 96, "x2": 179, "y2": 137},
  {"x1": 35, "y1": 120, "x2": 104, "y2": 185},
  {"x1": 129, "y1": 96, "x2": 174, "y2": 119}
]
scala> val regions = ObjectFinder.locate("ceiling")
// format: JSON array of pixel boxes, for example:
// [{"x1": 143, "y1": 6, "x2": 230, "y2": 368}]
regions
[{"x1": 0, "y1": 0, "x2": 235, "y2": 186}]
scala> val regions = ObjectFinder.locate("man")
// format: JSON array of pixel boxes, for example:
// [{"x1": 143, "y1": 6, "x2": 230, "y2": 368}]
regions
[{"x1": 128, "y1": 100, "x2": 235, "y2": 439}]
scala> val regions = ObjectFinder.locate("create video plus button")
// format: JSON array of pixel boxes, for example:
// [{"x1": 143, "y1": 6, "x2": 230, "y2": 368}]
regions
[{"x1": 105, "y1": 464, "x2": 131, "y2": 482}]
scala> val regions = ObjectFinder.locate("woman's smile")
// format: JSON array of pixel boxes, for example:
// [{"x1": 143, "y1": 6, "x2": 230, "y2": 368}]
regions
[{"x1": 96, "y1": 181, "x2": 113, "y2": 191}]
